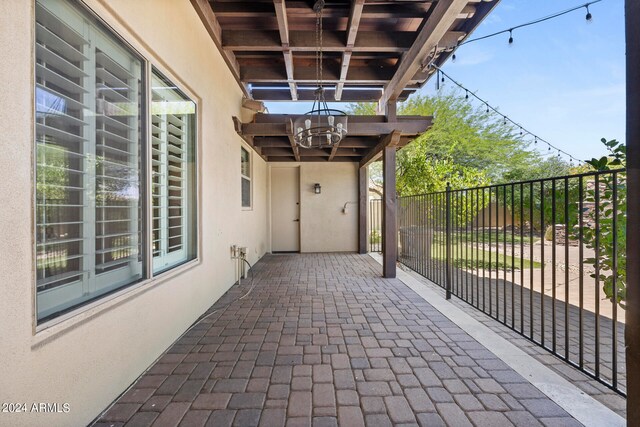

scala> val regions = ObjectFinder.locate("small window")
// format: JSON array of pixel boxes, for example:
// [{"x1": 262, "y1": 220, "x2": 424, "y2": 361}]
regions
[
  {"x1": 151, "y1": 69, "x2": 197, "y2": 274},
  {"x1": 35, "y1": 0, "x2": 145, "y2": 322},
  {"x1": 241, "y1": 147, "x2": 251, "y2": 208}
]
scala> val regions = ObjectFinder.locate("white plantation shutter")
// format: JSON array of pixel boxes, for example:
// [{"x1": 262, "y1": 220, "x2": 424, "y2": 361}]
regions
[
  {"x1": 151, "y1": 70, "x2": 196, "y2": 273},
  {"x1": 35, "y1": 0, "x2": 144, "y2": 322}
]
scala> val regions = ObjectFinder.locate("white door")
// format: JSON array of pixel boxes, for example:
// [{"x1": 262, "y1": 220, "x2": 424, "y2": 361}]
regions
[{"x1": 271, "y1": 167, "x2": 300, "y2": 252}]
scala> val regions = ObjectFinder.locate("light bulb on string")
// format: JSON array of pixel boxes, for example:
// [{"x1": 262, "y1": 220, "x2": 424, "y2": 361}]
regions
[
  {"x1": 508, "y1": 29, "x2": 514, "y2": 45},
  {"x1": 485, "y1": 103, "x2": 489, "y2": 113},
  {"x1": 534, "y1": 136, "x2": 538, "y2": 144},
  {"x1": 465, "y1": 90, "x2": 469, "y2": 100},
  {"x1": 452, "y1": 54, "x2": 456, "y2": 62},
  {"x1": 503, "y1": 116, "x2": 507, "y2": 126},
  {"x1": 519, "y1": 127, "x2": 523, "y2": 136},
  {"x1": 585, "y1": 5, "x2": 592, "y2": 22}
]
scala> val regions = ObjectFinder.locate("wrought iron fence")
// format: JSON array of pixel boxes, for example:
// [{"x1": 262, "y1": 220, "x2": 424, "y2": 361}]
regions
[{"x1": 391, "y1": 169, "x2": 626, "y2": 395}]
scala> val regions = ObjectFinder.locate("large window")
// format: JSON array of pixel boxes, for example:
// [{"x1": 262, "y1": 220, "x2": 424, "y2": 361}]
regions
[
  {"x1": 35, "y1": 0, "x2": 146, "y2": 323},
  {"x1": 241, "y1": 147, "x2": 251, "y2": 208},
  {"x1": 151, "y1": 70, "x2": 197, "y2": 273}
]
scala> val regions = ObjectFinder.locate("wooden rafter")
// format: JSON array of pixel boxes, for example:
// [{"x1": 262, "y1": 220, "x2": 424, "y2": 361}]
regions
[
  {"x1": 335, "y1": 0, "x2": 364, "y2": 101},
  {"x1": 380, "y1": 0, "x2": 469, "y2": 107},
  {"x1": 273, "y1": 0, "x2": 297, "y2": 100}
]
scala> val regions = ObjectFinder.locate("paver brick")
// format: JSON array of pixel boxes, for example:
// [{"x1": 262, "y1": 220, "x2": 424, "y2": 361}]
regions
[
  {"x1": 384, "y1": 396, "x2": 417, "y2": 424},
  {"x1": 313, "y1": 383, "x2": 336, "y2": 408},
  {"x1": 180, "y1": 410, "x2": 211, "y2": 427},
  {"x1": 152, "y1": 402, "x2": 189, "y2": 426},
  {"x1": 337, "y1": 406, "x2": 365, "y2": 427},
  {"x1": 364, "y1": 414, "x2": 393, "y2": 427},
  {"x1": 125, "y1": 411, "x2": 158, "y2": 427},
  {"x1": 404, "y1": 388, "x2": 435, "y2": 412},
  {"x1": 227, "y1": 393, "x2": 265, "y2": 409},
  {"x1": 234, "y1": 409, "x2": 262, "y2": 427},
  {"x1": 258, "y1": 408, "x2": 286, "y2": 427},
  {"x1": 288, "y1": 391, "x2": 312, "y2": 418},
  {"x1": 313, "y1": 365, "x2": 333, "y2": 383},
  {"x1": 206, "y1": 409, "x2": 236, "y2": 427},
  {"x1": 192, "y1": 393, "x2": 231, "y2": 410}
]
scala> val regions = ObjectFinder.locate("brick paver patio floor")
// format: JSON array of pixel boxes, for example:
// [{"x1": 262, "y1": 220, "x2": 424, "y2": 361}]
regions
[{"x1": 96, "y1": 253, "x2": 582, "y2": 426}]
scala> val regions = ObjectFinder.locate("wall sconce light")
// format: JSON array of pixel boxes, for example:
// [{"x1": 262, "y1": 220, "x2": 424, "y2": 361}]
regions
[{"x1": 314, "y1": 183, "x2": 321, "y2": 194}]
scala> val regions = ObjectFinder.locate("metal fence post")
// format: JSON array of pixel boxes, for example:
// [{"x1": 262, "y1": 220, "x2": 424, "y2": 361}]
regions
[{"x1": 446, "y1": 182, "x2": 452, "y2": 300}]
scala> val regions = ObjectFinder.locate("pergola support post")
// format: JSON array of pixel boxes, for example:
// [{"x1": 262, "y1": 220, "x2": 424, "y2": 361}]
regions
[
  {"x1": 382, "y1": 145, "x2": 397, "y2": 278},
  {"x1": 626, "y1": 0, "x2": 640, "y2": 420},
  {"x1": 359, "y1": 166, "x2": 368, "y2": 254}
]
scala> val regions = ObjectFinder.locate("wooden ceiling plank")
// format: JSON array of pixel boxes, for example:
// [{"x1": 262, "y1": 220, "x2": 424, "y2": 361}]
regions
[
  {"x1": 191, "y1": 0, "x2": 249, "y2": 98},
  {"x1": 380, "y1": 0, "x2": 469, "y2": 108},
  {"x1": 359, "y1": 130, "x2": 402, "y2": 168}
]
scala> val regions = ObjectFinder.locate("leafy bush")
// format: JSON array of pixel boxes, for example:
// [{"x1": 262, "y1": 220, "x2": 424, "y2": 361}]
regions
[{"x1": 579, "y1": 138, "x2": 626, "y2": 308}]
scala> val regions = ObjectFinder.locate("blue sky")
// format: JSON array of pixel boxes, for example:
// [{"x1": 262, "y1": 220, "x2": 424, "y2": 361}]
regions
[{"x1": 265, "y1": 0, "x2": 626, "y2": 162}]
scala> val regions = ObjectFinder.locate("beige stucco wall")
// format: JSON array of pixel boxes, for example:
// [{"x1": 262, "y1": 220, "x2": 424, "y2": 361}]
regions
[
  {"x1": 0, "y1": 1, "x2": 268, "y2": 426},
  {"x1": 270, "y1": 162, "x2": 359, "y2": 253}
]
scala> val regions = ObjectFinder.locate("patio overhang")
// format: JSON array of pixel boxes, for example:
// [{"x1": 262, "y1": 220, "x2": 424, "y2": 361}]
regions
[
  {"x1": 191, "y1": 0, "x2": 501, "y2": 104},
  {"x1": 233, "y1": 113, "x2": 431, "y2": 162}
]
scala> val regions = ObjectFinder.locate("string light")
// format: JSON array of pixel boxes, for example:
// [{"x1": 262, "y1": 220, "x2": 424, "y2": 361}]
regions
[
  {"x1": 443, "y1": 0, "x2": 602, "y2": 58},
  {"x1": 430, "y1": 64, "x2": 582, "y2": 164}
]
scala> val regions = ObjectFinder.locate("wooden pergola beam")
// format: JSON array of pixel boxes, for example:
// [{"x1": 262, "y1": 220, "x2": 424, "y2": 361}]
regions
[
  {"x1": 380, "y1": 0, "x2": 469, "y2": 108},
  {"x1": 273, "y1": 0, "x2": 297, "y2": 100},
  {"x1": 336, "y1": 0, "x2": 365, "y2": 101},
  {"x1": 190, "y1": 0, "x2": 249, "y2": 98},
  {"x1": 359, "y1": 130, "x2": 402, "y2": 168},
  {"x1": 241, "y1": 120, "x2": 430, "y2": 138},
  {"x1": 382, "y1": 144, "x2": 397, "y2": 278},
  {"x1": 251, "y1": 87, "x2": 415, "y2": 102}
]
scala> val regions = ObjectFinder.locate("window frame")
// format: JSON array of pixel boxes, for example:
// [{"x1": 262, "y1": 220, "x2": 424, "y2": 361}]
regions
[
  {"x1": 241, "y1": 144, "x2": 252, "y2": 210},
  {"x1": 32, "y1": 0, "x2": 202, "y2": 330},
  {"x1": 149, "y1": 67, "x2": 198, "y2": 275}
]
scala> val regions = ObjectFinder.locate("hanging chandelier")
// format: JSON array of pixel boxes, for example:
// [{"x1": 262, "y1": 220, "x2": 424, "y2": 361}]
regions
[{"x1": 293, "y1": 0, "x2": 347, "y2": 149}]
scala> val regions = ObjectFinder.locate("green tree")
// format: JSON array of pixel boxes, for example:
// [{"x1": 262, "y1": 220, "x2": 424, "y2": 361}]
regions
[{"x1": 350, "y1": 89, "x2": 566, "y2": 192}]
